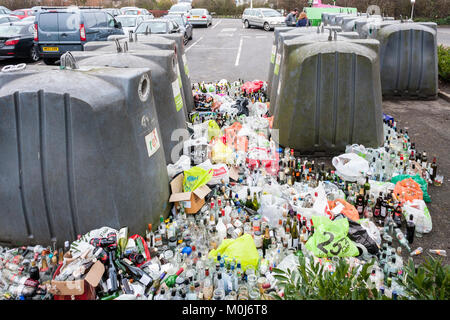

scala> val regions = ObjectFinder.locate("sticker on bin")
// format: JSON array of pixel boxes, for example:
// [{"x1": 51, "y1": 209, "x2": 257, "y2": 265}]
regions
[
  {"x1": 270, "y1": 45, "x2": 276, "y2": 64},
  {"x1": 182, "y1": 54, "x2": 190, "y2": 76},
  {"x1": 145, "y1": 128, "x2": 160, "y2": 158},
  {"x1": 172, "y1": 79, "x2": 184, "y2": 112},
  {"x1": 175, "y1": 62, "x2": 182, "y2": 88},
  {"x1": 274, "y1": 53, "x2": 281, "y2": 75}
]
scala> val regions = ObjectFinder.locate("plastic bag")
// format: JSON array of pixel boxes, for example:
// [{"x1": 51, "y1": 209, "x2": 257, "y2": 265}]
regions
[
  {"x1": 249, "y1": 102, "x2": 268, "y2": 117},
  {"x1": 208, "y1": 234, "x2": 259, "y2": 271},
  {"x1": 328, "y1": 199, "x2": 359, "y2": 222},
  {"x1": 345, "y1": 144, "x2": 368, "y2": 159},
  {"x1": 198, "y1": 159, "x2": 229, "y2": 185},
  {"x1": 391, "y1": 174, "x2": 431, "y2": 203},
  {"x1": 183, "y1": 137, "x2": 209, "y2": 165},
  {"x1": 347, "y1": 218, "x2": 379, "y2": 256},
  {"x1": 403, "y1": 199, "x2": 432, "y2": 234},
  {"x1": 358, "y1": 219, "x2": 381, "y2": 246},
  {"x1": 211, "y1": 140, "x2": 233, "y2": 164},
  {"x1": 393, "y1": 178, "x2": 423, "y2": 202},
  {"x1": 305, "y1": 216, "x2": 359, "y2": 258},
  {"x1": 332, "y1": 153, "x2": 369, "y2": 183},
  {"x1": 182, "y1": 166, "x2": 213, "y2": 192},
  {"x1": 167, "y1": 155, "x2": 191, "y2": 179},
  {"x1": 208, "y1": 120, "x2": 222, "y2": 141},
  {"x1": 368, "y1": 180, "x2": 395, "y2": 198},
  {"x1": 295, "y1": 182, "x2": 332, "y2": 220}
]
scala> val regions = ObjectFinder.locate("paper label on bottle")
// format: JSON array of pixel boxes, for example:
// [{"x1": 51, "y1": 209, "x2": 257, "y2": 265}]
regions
[
  {"x1": 182, "y1": 54, "x2": 190, "y2": 76},
  {"x1": 274, "y1": 53, "x2": 281, "y2": 75},
  {"x1": 270, "y1": 45, "x2": 276, "y2": 64},
  {"x1": 381, "y1": 206, "x2": 386, "y2": 217},
  {"x1": 106, "y1": 278, "x2": 112, "y2": 290},
  {"x1": 140, "y1": 274, "x2": 151, "y2": 286},
  {"x1": 292, "y1": 238, "x2": 299, "y2": 248},
  {"x1": 172, "y1": 79, "x2": 184, "y2": 112},
  {"x1": 227, "y1": 280, "x2": 233, "y2": 292},
  {"x1": 144, "y1": 128, "x2": 160, "y2": 158}
]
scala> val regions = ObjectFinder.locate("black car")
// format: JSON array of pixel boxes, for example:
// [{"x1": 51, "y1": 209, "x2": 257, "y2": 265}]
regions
[
  {"x1": 135, "y1": 19, "x2": 181, "y2": 35},
  {"x1": 165, "y1": 14, "x2": 193, "y2": 44},
  {"x1": 0, "y1": 21, "x2": 39, "y2": 62}
]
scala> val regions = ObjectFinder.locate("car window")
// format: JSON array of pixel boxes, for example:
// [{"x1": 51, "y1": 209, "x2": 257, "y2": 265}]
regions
[
  {"x1": 106, "y1": 13, "x2": 115, "y2": 27},
  {"x1": 13, "y1": 11, "x2": 25, "y2": 16},
  {"x1": 0, "y1": 25, "x2": 23, "y2": 36},
  {"x1": 262, "y1": 10, "x2": 281, "y2": 17},
  {"x1": 0, "y1": 17, "x2": 7, "y2": 23},
  {"x1": 58, "y1": 12, "x2": 79, "y2": 32},
  {"x1": 190, "y1": 9, "x2": 205, "y2": 15},
  {"x1": 39, "y1": 13, "x2": 58, "y2": 32},
  {"x1": 135, "y1": 21, "x2": 167, "y2": 34},
  {"x1": 95, "y1": 12, "x2": 107, "y2": 27},
  {"x1": 83, "y1": 12, "x2": 97, "y2": 29},
  {"x1": 116, "y1": 17, "x2": 137, "y2": 27}
]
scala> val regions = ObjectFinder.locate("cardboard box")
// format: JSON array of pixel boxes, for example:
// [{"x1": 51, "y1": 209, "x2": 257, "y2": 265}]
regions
[
  {"x1": 169, "y1": 173, "x2": 211, "y2": 214},
  {"x1": 50, "y1": 260, "x2": 105, "y2": 300}
]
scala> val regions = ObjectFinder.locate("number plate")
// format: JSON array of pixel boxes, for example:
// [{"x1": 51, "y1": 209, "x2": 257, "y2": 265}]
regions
[
  {"x1": 193, "y1": 16, "x2": 199, "y2": 18},
  {"x1": 42, "y1": 47, "x2": 59, "y2": 52}
]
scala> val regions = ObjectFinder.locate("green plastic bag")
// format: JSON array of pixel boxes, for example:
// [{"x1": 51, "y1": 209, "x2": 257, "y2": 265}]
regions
[
  {"x1": 208, "y1": 234, "x2": 259, "y2": 271},
  {"x1": 183, "y1": 166, "x2": 213, "y2": 192},
  {"x1": 208, "y1": 120, "x2": 222, "y2": 141},
  {"x1": 305, "y1": 216, "x2": 359, "y2": 258},
  {"x1": 391, "y1": 174, "x2": 431, "y2": 203}
]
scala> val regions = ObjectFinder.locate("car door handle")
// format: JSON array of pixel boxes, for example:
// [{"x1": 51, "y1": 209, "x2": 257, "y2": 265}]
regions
[
  {"x1": 86, "y1": 30, "x2": 99, "y2": 34},
  {"x1": 61, "y1": 33, "x2": 67, "y2": 37}
]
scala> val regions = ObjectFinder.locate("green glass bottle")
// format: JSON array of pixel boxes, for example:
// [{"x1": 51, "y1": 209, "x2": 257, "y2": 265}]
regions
[
  {"x1": 100, "y1": 291, "x2": 120, "y2": 300},
  {"x1": 252, "y1": 192, "x2": 259, "y2": 211},
  {"x1": 164, "y1": 268, "x2": 184, "y2": 288},
  {"x1": 364, "y1": 177, "x2": 371, "y2": 196}
]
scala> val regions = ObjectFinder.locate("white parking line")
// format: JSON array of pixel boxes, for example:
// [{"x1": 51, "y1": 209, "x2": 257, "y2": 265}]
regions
[
  {"x1": 235, "y1": 37, "x2": 244, "y2": 66},
  {"x1": 211, "y1": 20, "x2": 223, "y2": 29},
  {"x1": 185, "y1": 36, "x2": 204, "y2": 52}
]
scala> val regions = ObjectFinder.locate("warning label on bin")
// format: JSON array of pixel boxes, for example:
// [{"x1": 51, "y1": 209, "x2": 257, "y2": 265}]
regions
[
  {"x1": 182, "y1": 54, "x2": 190, "y2": 77},
  {"x1": 172, "y1": 79, "x2": 184, "y2": 112},
  {"x1": 270, "y1": 45, "x2": 276, "y2": 64},
  {"x1": 145, "y1": 128, "x2": 160, "y2": 158},
  {"x1": 274, "y1": 53, "x2": 281, "y2": 75}
]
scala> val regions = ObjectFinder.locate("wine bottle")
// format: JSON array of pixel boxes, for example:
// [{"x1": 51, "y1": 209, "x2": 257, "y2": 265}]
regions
[
  {"x1": 121, "y1": 258, "x2": 153, "y2": 287},
  {"x1": 107, "y1": 251, "x2": 119, "y2": 293},
  {"x1": 146, "y1": 271, "x2": 167, "y2": 298},
  {"x1": 165, "y1": 268, "x2": 184, "y2": 288}
]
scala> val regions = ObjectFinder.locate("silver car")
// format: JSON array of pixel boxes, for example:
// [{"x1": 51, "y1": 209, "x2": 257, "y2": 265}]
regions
[
  {"x1": 187, "y1": 8, "x2": 212, "y2": 27},
  {"x1": 242, "y1": 8, "x2": 286, "y2": 31},
  {"x1": 0, "y1": 14, "x2": 19, "y2": 24}
]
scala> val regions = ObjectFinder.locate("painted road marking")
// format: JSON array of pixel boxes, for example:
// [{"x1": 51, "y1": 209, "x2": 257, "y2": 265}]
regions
[
  {"x1": 235, "y1": 37, "x2": 244, "y2": 66},
  {"x1": 222, "y1": 28, "x2": 237, "y2": 32},
  {"x1": 185, "y1": 36, "x2": 204, "y2": 52},
  {"x1": 211, "y1": 20, "x2": 222, "y2": 29}
]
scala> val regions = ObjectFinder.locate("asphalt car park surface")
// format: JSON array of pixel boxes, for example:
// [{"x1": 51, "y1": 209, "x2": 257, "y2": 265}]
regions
[{"x1": 0, "y1": 18, "x2": 448, "y2": 264}]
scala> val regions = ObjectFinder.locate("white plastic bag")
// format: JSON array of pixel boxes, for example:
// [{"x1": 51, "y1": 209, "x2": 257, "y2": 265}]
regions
[
  {"x1": 167, "y1": 155, "x2": 191, "y2": 179},
  {"x1": 332, "y1": 153, "x2": 369, "y2": 183},
  {"x1": 258, "y1": 204, "x2": 283, "y2": 229},
  {"x1": 403, "y1": 199, "x2": 432, "y2": 233},
  {"x1": 359, "y1": 219, "x2": 382, "y2": 246},
  {"x1": 198, "y1": 159, "x2": 229, "y2": 185},
  {"x1": 368, "y1": 180, "x2": 395, "y2": 198},
  {"x1": 345, "y1": 144, "x2": 368, "y2": 159}
]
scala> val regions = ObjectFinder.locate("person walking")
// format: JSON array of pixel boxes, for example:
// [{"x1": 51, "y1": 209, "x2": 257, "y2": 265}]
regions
[
  {"x1": 296, "y1": 11, "x2": 309, "y2": 27},
  {"x1": 285, "y1": 8, "x2": 299, "y2": 27}
]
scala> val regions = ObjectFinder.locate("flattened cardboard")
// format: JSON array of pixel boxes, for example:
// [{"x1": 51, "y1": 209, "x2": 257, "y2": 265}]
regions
[{"x1": 84, "y1": 261, "x2": 105, "y2": 287}]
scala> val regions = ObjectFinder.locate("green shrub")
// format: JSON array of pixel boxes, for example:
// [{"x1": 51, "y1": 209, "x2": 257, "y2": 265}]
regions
[{"x1": 438, "y1": 45, "x2": 450, "y2": 82}]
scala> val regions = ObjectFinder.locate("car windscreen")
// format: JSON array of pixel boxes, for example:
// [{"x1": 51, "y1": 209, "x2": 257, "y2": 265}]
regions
[
  {"x1": 116, "y1": 16, "x2": 137, "y2": 27},
  {"x1": 0, "y1": 25, "x2": 24, "y2": 37},
  {"x1": 167, "y1": 16, "x2": 184, "y2": 26},
  {"x1": 12, "y1": 11, "x2": 25, "y2": 16},
  {"x1": 190, "y1": 9, "x2": 205, "y2": 15},
  {"x1": 124, "y1": 10, "x2": 138, "y2": 15},
  {"x1": 170, "y1": 5, "x2": 189, "y2": 12},
  {"x1": 135, "y1": 21, "x2": 167, "y2": 33},
  {"x1": 262, "y1": 10, "x2": 281, "y2": 17}
]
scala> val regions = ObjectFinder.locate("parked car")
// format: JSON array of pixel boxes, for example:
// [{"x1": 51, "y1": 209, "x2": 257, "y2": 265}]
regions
[
  {"x1": 0, "y1": 21, "x2": 40, "y2": 62},
  {"x1": 11, "y1": 9, "x2": 35, "y2": 20},
  {"x1": 0, "y1": 14, "x2": 20, "y2": 24},
  {"x1": 187, "y1": 8, "x2": 212, "y2": 27},
  {"x1": 0, "y1": 6, "x2": 12, "y2": 15},
  {"x1": 21, "y1": 16, "x2": 37, "y2": 23},
  {"x1": 165, "y1": 14, "x2": 193, "y2": 44},
  {"x1": 34, "y1": 8, "x2": 124, "y2": 65},
  {"x1": 242, "y1": 8, "x2": 286, "y2": 31},
  {"x1": 168, "y1": 4, "x2": 191, "y2": 15},
  {"x1": 135, "y1": 19, "x2": 181, "y2": 35},
  {"x1": 115, "y1": 15, "x2": 145, "y2": 36},
  {"x1": 103, "y1": 8, "x2": 121, "y2": 17},
  {"x1": 120, "y1": 6, "x2": 139, "y2": 14}
]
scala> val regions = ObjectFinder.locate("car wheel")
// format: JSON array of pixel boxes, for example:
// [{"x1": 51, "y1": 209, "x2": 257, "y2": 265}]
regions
[
  {"x1": 43, "y1": 58, "x2": 58, "y2": 65},
  {"x1": 189, "y1": 32, "x2": 193, "y2": 40},
  {"x1": 244, "y1": 20, "x2": 250, "y2": 29},
  {"x1": 263, "y1": 22, "x2": 271, "y2": 32},
  {"x1": 183, "y1": 34, "x2": 189, "y2": 45},
  {"x1": 29, "y1": 46, "x2": 40, "y2": 62}
]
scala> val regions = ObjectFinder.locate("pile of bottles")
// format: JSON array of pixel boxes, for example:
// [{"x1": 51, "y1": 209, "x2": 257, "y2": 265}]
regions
[{"x1": 0, "y1": 79, "x2": 444, "y2": 301}]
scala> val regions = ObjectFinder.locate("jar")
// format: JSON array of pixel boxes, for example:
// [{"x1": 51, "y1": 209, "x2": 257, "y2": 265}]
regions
[
  {"x1": 168, "y1": 236, "x2": 177, "y2": 249},
  {"x1": 247, "y1": 274, "x2": 257, "y2": 289},
  {"x1": 225, "y1": 291, "x2": 237, "y2": 300},
  {"x1": 249, "y1": 287, "x2": 260, "y2": 300},
  {"x1": 237, "y1": 285, "x2": 249, "y2": 300},
  {"x1": 253, "y1": 231, "x2": 263, "y2": 248},
  {"x1": 213, "y1": 288, "x2": 225, "y2": 300}
]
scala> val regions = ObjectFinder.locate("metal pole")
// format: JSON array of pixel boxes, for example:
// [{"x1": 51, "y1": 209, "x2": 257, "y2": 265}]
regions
[{"x1": 410, "y1": 3, "x2": 415, "y2": 20}]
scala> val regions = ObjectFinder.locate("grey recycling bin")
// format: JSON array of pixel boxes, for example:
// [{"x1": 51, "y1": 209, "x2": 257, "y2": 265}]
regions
[
  {"x1": 155, "y1": 34, "x2": 194, "y2": 114},
  {"x1": 272, "y1": 36, "x2": 383, "y2": 154},
  {"x1": 82, "y1": 39, "x2": 190, "y2": 121},
  {"x1": 0, "y1": 66, "x2": 170, "y2": 247},
  {"x1": 335, "y1": 14, "x2": 358, "y2": 27},
  {"x1": 85, "y1": 34, "x2": 195, "y2": 114},
  {"x1": 370, "y1": 21, "x2": 438, "y2": 99},
  {"x1": 268, "y1": 26, "x2": 318, "y2": 96},
  {"x1": 269, "y1": 30, "x2": 360, "y2": 115},
  {"x1": 71, "y1": 48, "x2": 188, "y2": 164}
]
